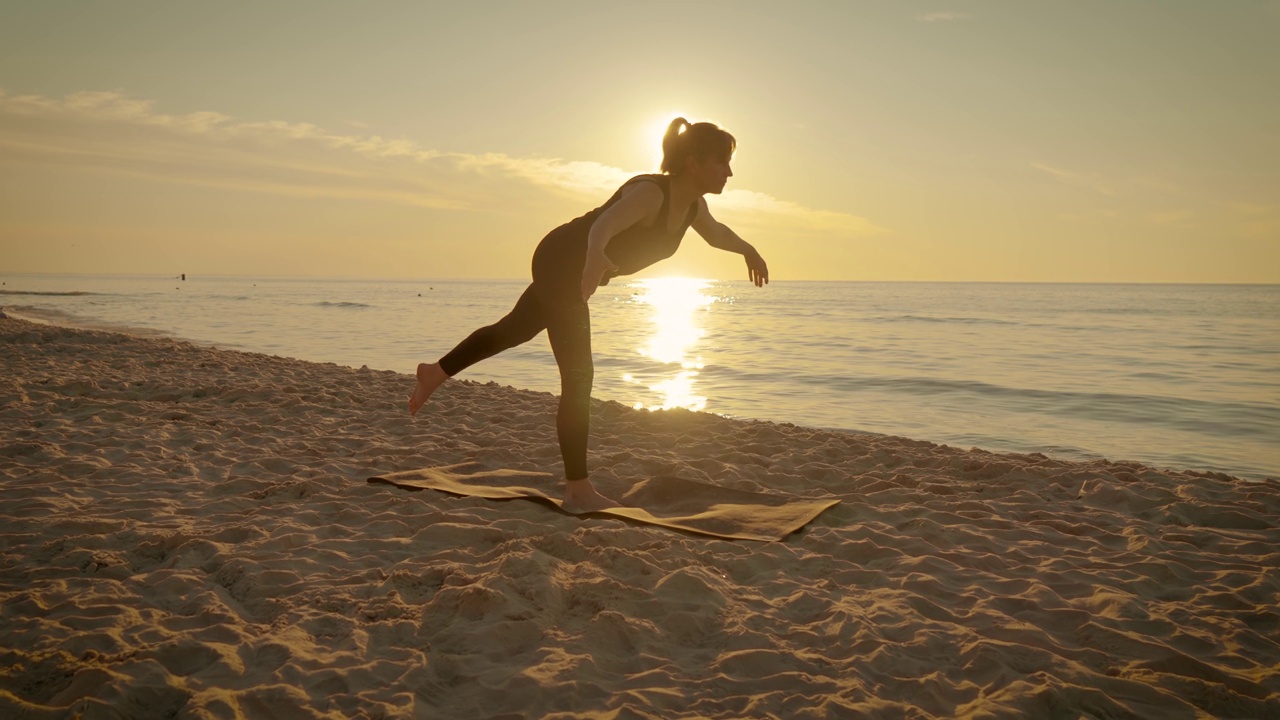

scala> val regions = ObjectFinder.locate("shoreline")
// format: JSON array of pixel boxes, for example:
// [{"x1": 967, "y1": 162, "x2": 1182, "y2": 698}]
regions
[
  {"x1": 8, "y1": 305, "x2": 1269, "y2": 483},
  {"x1": 2, "y1": 316, "x2": 1278, "y2": 717}
]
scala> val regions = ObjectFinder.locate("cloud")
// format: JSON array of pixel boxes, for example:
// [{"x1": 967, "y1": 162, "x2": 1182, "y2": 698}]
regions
[
  {"x1": 716, "y1": 189, "x2": 886, "y2": 234},
  {"x1": 0, "y1": 89, "x2": 878, "y2": 235},
  {"x1": 915, "y1": 11, "x2": 972, "y2": 22},
  {"x1": 1228, "y1": 202, "x2": 1280, "y2": 239},
  {"x1": 1229, "y1": 201, "x2": 1274, "y2": 216},
  {"x1": 1031, "y1": 163, "x2": 1118, "y2": 196},
  {"x1": 1032, "y1": 162, "x2": 1196, "y2": 205},
  {"x1": 1147, "y1": 211, "x2": 1191, "y2": 227}
]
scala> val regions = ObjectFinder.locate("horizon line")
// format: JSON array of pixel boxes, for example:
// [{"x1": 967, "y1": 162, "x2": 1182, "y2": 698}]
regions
[{"x1": 2, "y1": 271, "x2": 1277, "y2": 287}]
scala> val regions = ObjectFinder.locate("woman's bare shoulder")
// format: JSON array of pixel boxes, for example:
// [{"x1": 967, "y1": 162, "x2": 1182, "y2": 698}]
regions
[{"x1": 614, "y1": 177, "x2": 664, "y2": 209}]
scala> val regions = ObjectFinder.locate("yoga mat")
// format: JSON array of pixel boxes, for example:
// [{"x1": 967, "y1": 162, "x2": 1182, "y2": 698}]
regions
[{"x1": 368, "y1": 463, "x2": 839, "y2": 542}]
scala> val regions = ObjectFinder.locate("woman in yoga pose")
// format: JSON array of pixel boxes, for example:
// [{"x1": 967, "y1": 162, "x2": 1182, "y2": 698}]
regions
[{"x1": 408, "y1": 118, "x2": 769, "y2": 513}]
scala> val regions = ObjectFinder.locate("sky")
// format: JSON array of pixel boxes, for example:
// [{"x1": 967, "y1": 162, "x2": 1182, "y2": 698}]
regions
[{"x1": 1, "y1": 1, "x2": 1277, "y2": 282}]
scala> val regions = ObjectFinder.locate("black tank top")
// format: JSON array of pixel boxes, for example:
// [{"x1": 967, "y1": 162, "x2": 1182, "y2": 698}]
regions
[{"x1": 533, "y1": 174, "x2": 698, "y2": 287}]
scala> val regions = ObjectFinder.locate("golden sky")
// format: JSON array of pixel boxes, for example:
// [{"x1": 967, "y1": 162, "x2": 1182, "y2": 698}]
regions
[{"x1": 1, "y1": 1, "x2": 1277, "y2": 282}]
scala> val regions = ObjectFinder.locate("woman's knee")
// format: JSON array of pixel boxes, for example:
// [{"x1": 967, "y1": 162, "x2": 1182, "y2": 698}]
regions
[
  {"x1": 559, "y1": 364, "x2": 594, "y2": 398},
  {"x1": 490, "y1": 316, "x2": 543, "y2": 348}
]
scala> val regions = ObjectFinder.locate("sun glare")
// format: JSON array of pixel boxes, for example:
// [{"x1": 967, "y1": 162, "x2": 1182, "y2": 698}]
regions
[{"x1": 625, "y1": 276, "x2": 716, "y2": 412}]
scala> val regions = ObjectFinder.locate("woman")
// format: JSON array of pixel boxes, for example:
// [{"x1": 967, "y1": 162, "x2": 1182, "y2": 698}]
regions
[{"x1": 408, "y1": 118, "x2": 769, "y2": 513}]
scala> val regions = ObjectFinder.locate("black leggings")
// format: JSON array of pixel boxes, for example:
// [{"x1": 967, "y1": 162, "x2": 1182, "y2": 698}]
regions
[{"x1": 437, "y1": 281, "x2": 593, "y2": 480}]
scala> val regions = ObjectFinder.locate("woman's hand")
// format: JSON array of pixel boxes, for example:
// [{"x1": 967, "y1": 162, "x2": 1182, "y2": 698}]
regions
[
  {"x1": 581, "y1": 252, "x2": 619, "y2": 302},
  {"x1": 745, "y1": 247, "x2": 769, "y2": 287}
]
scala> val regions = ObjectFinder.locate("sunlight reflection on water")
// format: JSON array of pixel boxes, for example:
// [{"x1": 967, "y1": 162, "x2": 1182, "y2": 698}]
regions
[{"x1": 626, "y1": 277, "x2": 716, "y2": 411}]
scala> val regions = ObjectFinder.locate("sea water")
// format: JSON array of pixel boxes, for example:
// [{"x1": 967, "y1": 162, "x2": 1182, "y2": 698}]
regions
[{"x1": 4, "y1": 274, "x2": 1277, "y2": 481}]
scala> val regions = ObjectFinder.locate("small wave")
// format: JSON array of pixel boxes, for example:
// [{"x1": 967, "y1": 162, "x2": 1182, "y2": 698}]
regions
[
  {"x1": 315, "y1": 301, "x2": 373, "y2": 309},
  {"x1": 858, "y1": 376, "x2": 1280, "y2": 440},
  {"x1": 0, "y1": 289, "x2": 101, "y2": 297},
  {"x1": 3, "y1": 306, "x2": 174, "y2": 339},
  {"x1": 712, "y1": 365, "x2": 1280, "y2": 441},
  {"x1": 870, "y1": 314, "x2": 1020, "y2": 326}
]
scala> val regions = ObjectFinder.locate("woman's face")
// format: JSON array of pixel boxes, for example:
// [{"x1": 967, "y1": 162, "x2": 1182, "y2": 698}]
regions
[{"x1": 690, "y1": 155, "x2": 733, "y2": 194}]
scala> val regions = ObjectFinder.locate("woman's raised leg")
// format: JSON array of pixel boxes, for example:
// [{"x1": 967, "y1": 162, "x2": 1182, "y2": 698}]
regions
[{"x1": 409, "y1": 284, "x2": 545, "y2": 416}]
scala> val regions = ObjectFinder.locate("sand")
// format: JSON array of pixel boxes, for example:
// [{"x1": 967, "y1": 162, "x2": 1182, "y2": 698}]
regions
[{"x1": 1, "y1": 315, "x2": 1277, "y2": 719}]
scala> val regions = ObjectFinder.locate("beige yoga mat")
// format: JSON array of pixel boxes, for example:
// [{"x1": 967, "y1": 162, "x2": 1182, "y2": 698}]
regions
[{"x1": 368, "y1": 463, "x2": 839, "y2": 542}]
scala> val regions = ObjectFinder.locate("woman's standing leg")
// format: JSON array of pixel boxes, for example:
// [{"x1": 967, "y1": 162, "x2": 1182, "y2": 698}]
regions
[
  {"x1": 541, "y1": 292, "x2": 621, "y2": 512},
  {"x1": 544, "y1": 298, "x2": 593, "y2": 480},
  {"x1": 409, "y1": 284, "x2": 546, "y2": 415}
]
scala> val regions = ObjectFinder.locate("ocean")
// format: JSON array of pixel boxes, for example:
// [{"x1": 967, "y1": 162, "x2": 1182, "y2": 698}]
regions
[{"x1": 3, "y1": 273, "x2": 1277, "y2": 481}]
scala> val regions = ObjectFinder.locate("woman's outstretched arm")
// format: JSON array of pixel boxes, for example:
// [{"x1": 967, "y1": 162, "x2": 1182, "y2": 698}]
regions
[{"x1": 691, "y1": 197, "x2": 769, "y2": 287}]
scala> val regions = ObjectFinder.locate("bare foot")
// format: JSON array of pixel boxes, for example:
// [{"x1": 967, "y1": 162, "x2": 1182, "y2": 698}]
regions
[
  {"x1": 561, "y1": 478, "x2": 622, "y2": 514},
  {"x1": 408, "y1": 362, "x2": 448, "y2": 417}
]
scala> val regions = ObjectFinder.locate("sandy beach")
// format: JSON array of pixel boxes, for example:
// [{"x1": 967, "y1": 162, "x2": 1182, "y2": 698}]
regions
[{"x1": 1, "y1": 315, "x2": 1277, "y2": 719}]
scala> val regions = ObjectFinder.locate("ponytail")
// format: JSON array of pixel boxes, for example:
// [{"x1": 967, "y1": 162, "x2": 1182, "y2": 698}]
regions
[
  {"x1": 660, "y1": 118, "x2": 691, "y2": 174},
  {"x1": 659, "y1": 117, "x2": 735, "y2": 174}
]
